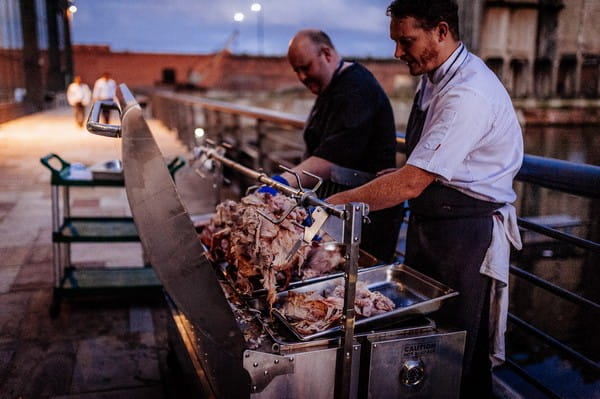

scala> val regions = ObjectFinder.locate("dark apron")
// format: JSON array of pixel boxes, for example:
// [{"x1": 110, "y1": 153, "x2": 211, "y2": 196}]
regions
[
  {"x1": 317, "y1": 165, "x2": 404, "y2": 264},
  {"x1": 404, "y1": 92, "x2": 500, "y2": 396}
]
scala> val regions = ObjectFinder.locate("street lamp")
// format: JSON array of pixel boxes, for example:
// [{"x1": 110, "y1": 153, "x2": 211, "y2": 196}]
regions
[
  {"x1": 250, "y1": 3, "x2": 264, "y2": 55},
  {"x1": 233, "y1": 12, "x2": 245, "y2": 22}
]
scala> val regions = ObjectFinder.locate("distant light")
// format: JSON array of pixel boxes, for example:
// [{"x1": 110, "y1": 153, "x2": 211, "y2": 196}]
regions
[
  {"x1": 68, "y1": 4, "x2": 77, "y2": 13},
  {"x1": 194, "y1": 127, "x2": 205, "y2": 138},
  {"x1": 251, "y1": 3, "x2": 262, "y2": 12},
  {"x1": 233, "y1": 12, "x2": 244, "y2": 22}
]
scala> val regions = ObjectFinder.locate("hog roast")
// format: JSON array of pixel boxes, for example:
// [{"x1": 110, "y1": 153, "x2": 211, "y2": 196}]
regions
[{"x1": 198, "y1": 192, "x2": 345, "y2": 304}]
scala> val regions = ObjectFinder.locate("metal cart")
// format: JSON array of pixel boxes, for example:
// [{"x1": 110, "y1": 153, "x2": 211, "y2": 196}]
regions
[{"x1": 40, "y1": 152, "x2": 185, "y2": 317}]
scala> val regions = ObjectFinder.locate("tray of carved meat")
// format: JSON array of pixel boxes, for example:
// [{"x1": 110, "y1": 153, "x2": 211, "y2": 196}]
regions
[
  {"x1": 271, "y1": 263, "x2": 458, "y2": 341},
  {"x1": 193, "y1": 192, "x2": 379, "y2": 304}
]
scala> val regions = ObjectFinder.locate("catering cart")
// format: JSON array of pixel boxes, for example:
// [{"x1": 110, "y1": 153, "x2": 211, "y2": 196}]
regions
[
  {"x1": 87, "y1": 84, "x2": 466, "y2": 399},
  {"x1": 41, "y1": 143, "x2": 184, "y2": 317}
]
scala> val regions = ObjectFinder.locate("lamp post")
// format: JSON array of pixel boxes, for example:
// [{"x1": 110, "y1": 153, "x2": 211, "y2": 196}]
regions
[
  {"x1": 232, "y1": 12, "x2": 244, "y2": 52},
  {"x1": 250, "y1": 3, "x2": 264, "y2": 55}
]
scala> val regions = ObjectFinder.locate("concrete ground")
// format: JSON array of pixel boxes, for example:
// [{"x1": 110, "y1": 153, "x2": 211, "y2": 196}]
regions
[{"x1": 0, "y1": 107, "x2": 199, "y2": 398}]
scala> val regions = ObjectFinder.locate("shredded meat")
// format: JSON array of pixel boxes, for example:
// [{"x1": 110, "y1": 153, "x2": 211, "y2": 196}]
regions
[
  {"x1": 280, "y1": 282, "x2": 396, "y2": 335},
  {"x1": 199, "y1": 192, "x2": 311, "y2": 304},
  {"x1": 198, "y1": 192, "x2": 349, "y2": 305}
]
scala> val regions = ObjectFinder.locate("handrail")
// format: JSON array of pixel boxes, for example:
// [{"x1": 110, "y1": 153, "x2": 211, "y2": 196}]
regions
[
  {"x1": 517, "y1": 154, "x2": 600, "y2": 198},
  {"x1": 151, "y1": 91, "x2": 600, "y2": 397},
  {"x1": 156, "y1": 90, "x2": 305, "y2": 128}
]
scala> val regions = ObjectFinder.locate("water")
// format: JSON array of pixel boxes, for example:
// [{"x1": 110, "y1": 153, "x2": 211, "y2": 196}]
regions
[{"x1": 505, "y1": 123, "x2": 600, "y2": 398}]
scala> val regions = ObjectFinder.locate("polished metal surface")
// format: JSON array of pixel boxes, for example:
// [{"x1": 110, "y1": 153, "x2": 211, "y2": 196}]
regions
[
  {"x1": 116, "y1": 85, "x2": 249, "y2": 398},
  {"x1": 245, "y1": 345, "x2": 360, "y2": 399},
  {"x1": 86, "y1": 100, "x2": 122, "y2": 137},
  {"x1": 366, "y1": 330, "x2": 465, "y2": 398},
  {"x1": 272, "y1": 264, "x2": 458, "y2": 341}
]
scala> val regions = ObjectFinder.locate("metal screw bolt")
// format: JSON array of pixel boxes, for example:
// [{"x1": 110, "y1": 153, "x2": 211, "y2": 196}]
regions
[
  {"x1": 245, "y1": 353, "x2": 250, "y2": 358},
  {"x1": 274, "y1": 359, "x2": 279, "y2": 364},
  {"x1": 289, "y1": 357, "x2": 294, "y2": 362},
  {"x1": 373, "y1": 344, "x2": 378, "y2": 348},
  {"x1": 253, "y1": 362, "x2": 258, "y2": 367},
  {"x1": 264, "y1": 370, "x2": 269, "y2": 376}
]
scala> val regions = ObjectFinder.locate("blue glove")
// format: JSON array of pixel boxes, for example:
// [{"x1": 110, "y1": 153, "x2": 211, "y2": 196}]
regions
[
  {"x1": 257, "y1": 174, "x2": 288, "y2": 195},
  {"x1": 303, "y1": 206, "x2": 315, "y2": 226},
  {"x1": 302, "y1": 206, "x2": 322, "y2": 242}
]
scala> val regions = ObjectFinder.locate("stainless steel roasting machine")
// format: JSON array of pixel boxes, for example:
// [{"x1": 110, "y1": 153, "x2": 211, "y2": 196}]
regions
[{"x1": 87, "y1": 85, "x2": 466, "y2": 399}]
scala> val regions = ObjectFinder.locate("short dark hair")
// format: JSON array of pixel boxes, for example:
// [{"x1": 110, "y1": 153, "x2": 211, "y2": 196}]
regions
[
  {"x1": 305, "y1": 30, "x2": 336, "y2": 50},
  {"x1": 386, "y1": 0, "x2": 460, "y2": 41}
]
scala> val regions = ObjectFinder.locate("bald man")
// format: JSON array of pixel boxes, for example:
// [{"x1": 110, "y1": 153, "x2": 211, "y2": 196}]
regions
[{"x1": 280, "y1": 29, "x2": 404, "y2": 263}]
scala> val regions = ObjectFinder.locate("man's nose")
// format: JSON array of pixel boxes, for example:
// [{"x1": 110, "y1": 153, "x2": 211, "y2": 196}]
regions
[{"x1": 394, "y1": 44, "x2": 404, "y2": 59}]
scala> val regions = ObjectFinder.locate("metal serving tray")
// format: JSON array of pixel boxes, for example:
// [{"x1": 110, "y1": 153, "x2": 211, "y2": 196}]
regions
[{"x1": 272, "y1": 263, "x2": 458, "y2": 341}]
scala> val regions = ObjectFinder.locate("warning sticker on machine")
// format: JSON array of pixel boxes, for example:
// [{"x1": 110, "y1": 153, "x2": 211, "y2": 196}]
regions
[{"x1": 403, "y1": 342, "x2": 436, "y2": 357}]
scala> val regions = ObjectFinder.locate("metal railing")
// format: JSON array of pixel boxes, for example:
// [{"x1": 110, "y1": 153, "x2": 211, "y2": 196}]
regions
[{"x1": 151, "y1": 91, "x2": 600, "y2": 398}]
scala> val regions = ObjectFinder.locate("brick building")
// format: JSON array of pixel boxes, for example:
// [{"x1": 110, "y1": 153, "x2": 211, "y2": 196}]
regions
[{"x1": 72, "y1": 45, "x2": 410, "y2": 96}]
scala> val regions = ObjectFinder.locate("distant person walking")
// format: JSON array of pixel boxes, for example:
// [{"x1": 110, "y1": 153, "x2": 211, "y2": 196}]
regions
[
  {"x1": 66, "y1": 76, "x2": 91, "y2": 128},
  {"x1": 92, "y1": 72, "x2": 117, "y2": 124}
]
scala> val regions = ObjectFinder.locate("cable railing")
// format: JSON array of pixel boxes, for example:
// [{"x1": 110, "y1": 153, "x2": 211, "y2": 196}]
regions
[{"x1": 151, "y1": 91, "x2": 600, "y2": 398}]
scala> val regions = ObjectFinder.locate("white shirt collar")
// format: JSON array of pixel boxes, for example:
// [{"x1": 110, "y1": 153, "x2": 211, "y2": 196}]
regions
[
  {"x1": 419, "y1": 43, "x2": 468, "y2": 109},
  {"x1": 428, "y1": 42, "x2": 464, "y2": 84}
]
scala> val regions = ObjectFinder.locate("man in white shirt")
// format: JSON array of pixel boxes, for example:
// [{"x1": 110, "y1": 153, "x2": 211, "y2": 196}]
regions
[
  {"x1": 92, "y1": 72, "x2": 117, "y2": 124},
  {"x1": 66, "y1": 75, "x2": 91, "y2": 128},
  {"x1": 327, "y1": 1, "x2": 523, "y2": 397}
]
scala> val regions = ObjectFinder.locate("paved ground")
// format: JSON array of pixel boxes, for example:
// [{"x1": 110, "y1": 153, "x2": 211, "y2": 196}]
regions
[{"x1": 0, "y1": 107, "x2": 199, "y2": 398}]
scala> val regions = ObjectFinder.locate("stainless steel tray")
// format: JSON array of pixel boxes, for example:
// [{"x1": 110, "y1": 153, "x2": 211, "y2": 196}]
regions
[{"x1": 272, "y1": 263, "x2": 458, "y2": 341}]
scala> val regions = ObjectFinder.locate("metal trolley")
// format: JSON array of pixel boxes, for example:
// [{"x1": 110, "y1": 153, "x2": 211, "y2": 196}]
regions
[
  {"x1": 87, "y1": 84, "x2": 466, "y2": 399},
  {"x1": 41, "y1": 142, "x2": 184, "y2": 317}
]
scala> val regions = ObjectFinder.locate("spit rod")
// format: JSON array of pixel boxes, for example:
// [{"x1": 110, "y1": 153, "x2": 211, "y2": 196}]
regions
[{"x1": 198, "y1": 145, "x2": 345, "y2": 219}]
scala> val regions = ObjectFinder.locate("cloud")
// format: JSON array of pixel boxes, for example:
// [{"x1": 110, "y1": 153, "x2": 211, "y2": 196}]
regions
[{"x1": 71, "y1": 0, "x2": 395, "y2": 57}]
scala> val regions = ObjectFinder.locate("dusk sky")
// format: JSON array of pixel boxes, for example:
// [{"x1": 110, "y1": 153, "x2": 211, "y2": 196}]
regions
[{"x1": 71, "y1": 0, "x2": 396, "y2": 58}]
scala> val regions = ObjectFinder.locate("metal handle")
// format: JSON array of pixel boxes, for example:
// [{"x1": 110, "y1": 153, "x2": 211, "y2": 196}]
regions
[{"x1": 86, "y1": 100, "x2": 122, "y2": 138}]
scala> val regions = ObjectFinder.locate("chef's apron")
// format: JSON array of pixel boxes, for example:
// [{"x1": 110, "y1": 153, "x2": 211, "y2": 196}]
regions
[
  {"x1": 317, "y1": 166, "x2": 404, "y2": 264},
  {"x1": 403, "y1": 93, "x2": 501, "y2": 397}
]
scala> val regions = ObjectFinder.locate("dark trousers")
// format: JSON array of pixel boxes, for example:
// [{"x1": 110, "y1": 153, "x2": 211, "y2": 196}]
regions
[
  {"x1": 101, "y1": 107, "x2": 111, "y2": 124},
  {"x1": 405, "y1": 182, "x2": 501, "y2": 398},
  {"x1": 73, "y1": 103, "x2": 85, "y2": 127},
  {"x1": 406, "y1": 214, "x2": 493, "y2": 398}
]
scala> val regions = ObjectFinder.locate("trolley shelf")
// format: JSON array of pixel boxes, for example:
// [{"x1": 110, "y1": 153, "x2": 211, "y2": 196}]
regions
[
  {"x1": 58, "y1": 267, "x2": 161, "y2": 291},
  {"x1": 53, "y1": 217, "x2": 140, "y2": 242},
  {"x1": 41, "y1": 151, "x2": 185, "y2": 317}
]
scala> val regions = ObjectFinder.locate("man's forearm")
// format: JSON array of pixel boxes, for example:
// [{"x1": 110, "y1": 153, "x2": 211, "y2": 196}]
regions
[
  {"x1": 280, "y1": 156, "x2": 334, "y2": 188},
  {"x1": 326, "y1": 164, "x2": 436, "y2": 211}
]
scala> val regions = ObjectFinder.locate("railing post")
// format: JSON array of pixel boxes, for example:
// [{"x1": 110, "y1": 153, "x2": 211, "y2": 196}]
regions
[{"x1": 255, "y1": 119, "x2": 265, "y2": 171}]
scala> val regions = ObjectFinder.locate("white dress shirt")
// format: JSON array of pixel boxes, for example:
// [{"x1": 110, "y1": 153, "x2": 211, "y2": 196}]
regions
[
  {"x1": 92, "y1": 77, "x2": 117, "y2": 101},
  {"x1": 407, "y1": 44, "x2": 523, "y2": 204},
  {"x1": 66, "y1": 83, "x2": 91, "y2": 106}
]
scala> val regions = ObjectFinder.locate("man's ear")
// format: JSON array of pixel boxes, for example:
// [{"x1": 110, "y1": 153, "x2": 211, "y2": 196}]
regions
[
  {"x1": 437, "y1": 22, "x2": 449, "y2": 42},
  {"x1": 321, "y1": 46, "x2": 333, "y2": 62}
]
